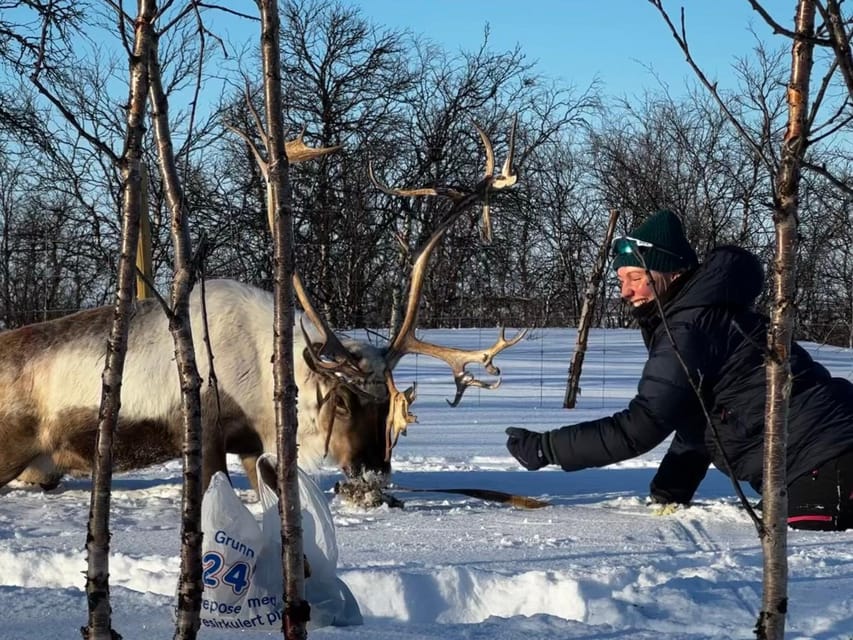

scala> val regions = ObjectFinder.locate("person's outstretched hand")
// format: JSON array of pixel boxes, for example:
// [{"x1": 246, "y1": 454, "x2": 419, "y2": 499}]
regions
[{"x1": 505, "y1": 427, "x2": 549, "y2": 470}]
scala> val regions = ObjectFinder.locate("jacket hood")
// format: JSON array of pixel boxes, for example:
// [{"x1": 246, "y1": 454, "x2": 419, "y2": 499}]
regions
[{"x1": 668, "y1": 245, "x2": 764, "y2": 314}]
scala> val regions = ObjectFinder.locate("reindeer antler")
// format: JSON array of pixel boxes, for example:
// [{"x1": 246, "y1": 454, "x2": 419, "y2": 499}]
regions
[
  {"x1": 293, "y1": 272, "x2": 370, "y2": 384},
  {"x1": 385, "y1": 118, "x2": 519, "y2": 363},
  {"x1": 479, "y1": 116, "x2": 517, "y2": 242},
  {"x1": 226, "y1": 84, "x2": 341, "y2": 236},
  {"x1": 369, "y1": 116, "x2": 518, "y2": 243},
  {"x1": 391, "y1": 326, "x2": 527, "y2": 408},
  {"x1": 285, "y1": 126, "x2": 342, "y2": 163},
  {"x1": 384, "y1": 371, "x2": 417, "y2": 458},
  {"x1": 371, "y1": 118, "x2": 523, "y2": 448}
]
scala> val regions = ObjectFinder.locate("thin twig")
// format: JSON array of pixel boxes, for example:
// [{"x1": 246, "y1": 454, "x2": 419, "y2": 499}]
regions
[
  {"x1": 747, "y1": 0, "x2": 833, "y2": 45},
  {"x1": 29, "y1": 76, "x2": 120, "y2": 165},
  {"x1": 801, "y1": 159, "x2": 853, "y2": 196},
  {"x1": 817, "y1": 0, "x2": 853, "y2": 98},
  {"x1": 135, "y1": 265, "x2": 174, "y2": 320},
  {"x1": 647, "y1": 1, "x2": 775, "y2": 176},
  {"x1": 194, "y1": 257, "x2": 225, "y2": 447}
]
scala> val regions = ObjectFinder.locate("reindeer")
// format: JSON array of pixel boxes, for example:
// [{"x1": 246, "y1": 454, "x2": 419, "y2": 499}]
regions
[{"x1": 0, "y1": 121, "x2": 523, "y2": 496}]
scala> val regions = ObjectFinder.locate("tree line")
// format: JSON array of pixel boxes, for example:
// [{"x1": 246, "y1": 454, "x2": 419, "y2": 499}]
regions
[{"x1": 1, "y1": 0, "x2": 851, "y2": 346}]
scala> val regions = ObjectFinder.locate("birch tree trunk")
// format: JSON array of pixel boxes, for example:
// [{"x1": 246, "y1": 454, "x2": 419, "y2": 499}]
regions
[
  {"x1": 146, "y1": 25, "x2": 207, "y2": 640},
  {"x1": 756, "y1": 2, "x2": 815, "y2": 638},
  {"x1": 257, "y1": 1, "x2": 309, "y2": 637},
  {"x1": 563, "y1": 209, "x2": 619, "y2": 408},
  {"x1": 82, "y1": 2, "x2": 156, "y2": 638}
]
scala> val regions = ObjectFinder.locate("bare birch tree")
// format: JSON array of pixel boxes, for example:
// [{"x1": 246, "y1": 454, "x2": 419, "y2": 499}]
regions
[
  {"x1": 648, "y1": 1, "x2": 842, "y2": 637},
  {"x1": 755, "y1": 3, "x2": 816, "y2": 637},
  {"x1": 82, "y1": 1, "x2": 157, "y2": 637},
  {"x1": 257, "y1": 1, "x2": 308, "y2": 637},
  {"x1": 145, "y1": 9, "x2": 208, "y2": 638}
]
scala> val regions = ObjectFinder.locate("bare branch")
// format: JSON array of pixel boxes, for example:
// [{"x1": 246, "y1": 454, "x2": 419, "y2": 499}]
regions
[
  {"x1": 647, "y1": 1, "x2": 775, "y2": 175},
  {"x1": 748, "y1": 0, "x2": 833, "y2": 45},
  {"x1": 801, "y1": 158, "x2": 853, "y2": 196},
  {"x1": 809, "y1": 99, "x2": 853, "y2": 144},
  {"x1": 156, "y1": 1, "x2": 199, "y2": 34},
  {"x1": 103, "y1": 0, "x2": 135, "y2": 56},
  {"x1": 817, "y1": 0, "x2": 853, "y2": 97},
  {"x1": 195, "y1": 2, "x2": 260, "y2": 23},
  {"x1": 225, "y1": 122, "x2": 268, "y2": 178},
  {"x1": 806, "y1": 54, "x2": 841, "y2": 131},
  {"x1": 28, "y1": 76, "x2": 120, "y2": 165}
]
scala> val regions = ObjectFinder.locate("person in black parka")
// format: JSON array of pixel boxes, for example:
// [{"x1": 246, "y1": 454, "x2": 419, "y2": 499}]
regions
[{"x1": 506, "y1": 209, "x2": 853, "y2": 531}]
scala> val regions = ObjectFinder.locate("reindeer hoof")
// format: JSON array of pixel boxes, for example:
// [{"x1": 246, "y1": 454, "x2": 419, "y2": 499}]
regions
[
  {"x1": 39, "y1": 478, "x2": 62, "y2": 491},
  {"x1": 16, "y1": 465, "x2": 63, "y2": 492}
]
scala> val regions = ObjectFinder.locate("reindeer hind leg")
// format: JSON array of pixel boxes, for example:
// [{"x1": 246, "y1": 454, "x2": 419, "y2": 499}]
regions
[
  {"x1": 204, "y1": 389, "x2": 264, "y2": 496},
  {"x1": 0, "y1": 413, "x2": 43, "y2": 490}
]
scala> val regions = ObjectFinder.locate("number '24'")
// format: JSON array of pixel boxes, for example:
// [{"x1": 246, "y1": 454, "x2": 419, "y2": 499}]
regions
[{"x1": 202, "y1": 551, "x2": 252, "y2": 595}]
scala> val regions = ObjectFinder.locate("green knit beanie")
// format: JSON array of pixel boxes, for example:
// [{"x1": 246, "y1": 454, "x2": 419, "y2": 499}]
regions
[{"x1": 611, "y1": 210, "x2": 698, "y2": 272}]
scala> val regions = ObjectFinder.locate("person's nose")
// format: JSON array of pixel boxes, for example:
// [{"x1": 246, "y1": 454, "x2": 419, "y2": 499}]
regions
[{"x1": 621, "y1": 281, "x2": 634, "y2": 300}]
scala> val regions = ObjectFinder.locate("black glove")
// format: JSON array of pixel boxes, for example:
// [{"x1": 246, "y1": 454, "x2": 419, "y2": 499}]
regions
[{"x1": 505, "y1": 427, "x2": 551, "y2": 471}]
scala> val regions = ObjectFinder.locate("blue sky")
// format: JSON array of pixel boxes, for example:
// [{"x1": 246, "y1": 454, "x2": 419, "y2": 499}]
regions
[{"x1": 342, "y1": 0, "x2": 786, "y2": 97}]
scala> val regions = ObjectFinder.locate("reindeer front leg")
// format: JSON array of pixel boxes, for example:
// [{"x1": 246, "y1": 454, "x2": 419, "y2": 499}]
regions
[
  {"x1": 16, "y1": 455, "x2": 63, "y2": 490},
  {"x1": 200, "y1": 417, "x2": 229, "y2": 494}
]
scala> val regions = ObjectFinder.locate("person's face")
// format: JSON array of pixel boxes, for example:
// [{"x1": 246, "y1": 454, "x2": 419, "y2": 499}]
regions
[{"x1": 616, "y1": 267, "x2": 679, "y2": 307}]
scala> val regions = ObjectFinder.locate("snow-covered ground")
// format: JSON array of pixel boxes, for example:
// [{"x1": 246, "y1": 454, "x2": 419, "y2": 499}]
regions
[{"x1": 2, "y1": 328, "x2": 853, "y2": 640}]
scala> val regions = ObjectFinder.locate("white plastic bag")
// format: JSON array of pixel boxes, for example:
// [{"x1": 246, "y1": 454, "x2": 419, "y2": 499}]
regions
[{"x1": 198, "y1": 454, "x2": 362, "y2": 632}]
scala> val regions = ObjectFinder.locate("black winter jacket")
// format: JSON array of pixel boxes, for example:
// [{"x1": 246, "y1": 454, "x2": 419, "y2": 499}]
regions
[{"x1": 546, "y1": 246, "x2": 853, "y2": 501}]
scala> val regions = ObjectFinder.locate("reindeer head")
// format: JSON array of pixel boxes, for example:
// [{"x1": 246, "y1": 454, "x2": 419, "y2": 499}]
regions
[
  {"x1": 293, "y1": 273, "x2": 391, "y2": 481},
  {"x1": 295, "y1": 119, "x2": 526, "y2": 485}
]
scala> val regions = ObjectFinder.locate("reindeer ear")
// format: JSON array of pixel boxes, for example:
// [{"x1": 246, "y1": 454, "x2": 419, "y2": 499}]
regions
[{"x1": 257, "y1": 454, "x2": 278, "y2": 491}]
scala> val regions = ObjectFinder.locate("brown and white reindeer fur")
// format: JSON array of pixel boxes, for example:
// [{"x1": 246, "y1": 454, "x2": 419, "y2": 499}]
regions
[{"x1": 1, "y1": 279, "x2": 390, "y2": 494}]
